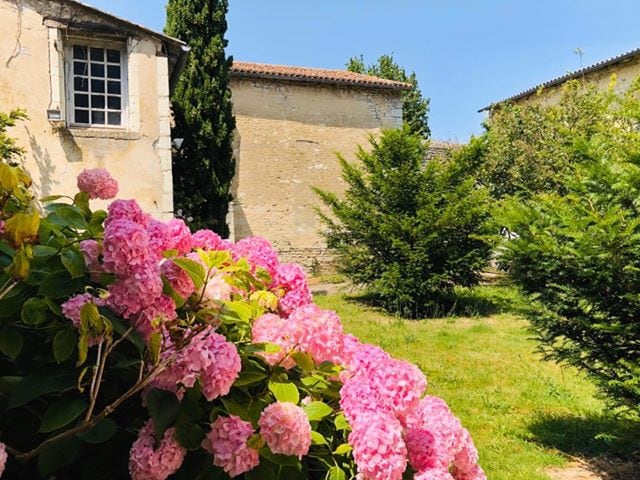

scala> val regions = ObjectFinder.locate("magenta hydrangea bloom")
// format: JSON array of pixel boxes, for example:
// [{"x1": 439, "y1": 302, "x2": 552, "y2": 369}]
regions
[
  {"x1": 160, "y1": 260, "x2": 195, "y2": 299},
  {"x1": 192, "y1": 229, "x2": 226, "y2": 251},
  {"x1": 107, "y1": 265, "x2": 163, "y2": 319},
  {"x1": 258, "y1": 402, "x2": 311, "y2": 458},
  {"x1": 405, "y1": 428, "x2": 444, "y2": 472},
  {"x1": 348, "y1": 412, "x2": 407, "y2": 480},
  {"x1": 251, "y1": 313, "x2": 300, "y2": 369},
  {"x1": 202, "y1": 415, "x2": 259, "y2": 477},
  {"x1": 290, "y1": 305, "x2": 344, "y2": 365},
  {"x1": 61, "y1": 293, "x2": 105, "y2": 328},
  {"x1": 102, "y1": 219, "x2": 153, "y2": 276},
  {"x1": 105, "y1": 199, "x2": 150, "y2": 229},
  {"x1": 233, "y1": 237, "x2": 279, "y2": 277},
  {"x1": 414, "y1": 468, "x2": 455, "y2": 480},
  {"x1": 146, "y1": 219, "x2": 171, "y2": 259},
  {"x1": 271, "y1": 263, "x2": 312, "y2": 316},
  {"x1": 77, "y1": 168, "x2": 119, "y2": 200},
  {"x1": 0, "y1": 441, "x2": 7, "y2": 478},
  {"x1": 129, "y1": 420, "x2": 185, "y2": 480},
  {"x1": 133, "y1": 295, "x2": 177, "y2": 340},
  {"x1": 166, "y1": 218, "x2": 193, "y2": 255},
  {"x1": 154, "y1": 328, "x2": 241, "y2": 401}
]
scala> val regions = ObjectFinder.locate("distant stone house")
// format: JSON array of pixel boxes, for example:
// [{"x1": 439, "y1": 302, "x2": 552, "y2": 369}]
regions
[
  {"x1": 0, "y1": 0, "x2": 188, "y2": 218},
  {"x1": 228, "y1": 61, "x2": 410, "y2": 270},
  {"x1": 481, "y1": 47, "x2": 640, "y2": 112}
]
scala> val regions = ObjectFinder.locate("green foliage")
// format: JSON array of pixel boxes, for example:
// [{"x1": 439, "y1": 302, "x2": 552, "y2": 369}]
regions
[
  {"x1": 347, "y1": 54, "x2": 430, "y2": 138},
  {"x1": 463, "y1": 78, "x2": 640, "y2": 199},
  {"x1": 498, "y1": 135, "x2": 640, "y2": 412},
  {"x1": 0, "y1": 109, "x2": 27, "y2": 162},
  {"x1": 316, "y1": 128, "x2": 492, "y2": 318},
  {"x1": 165, "y1": 0, "x2": 236, "y2": 235}
]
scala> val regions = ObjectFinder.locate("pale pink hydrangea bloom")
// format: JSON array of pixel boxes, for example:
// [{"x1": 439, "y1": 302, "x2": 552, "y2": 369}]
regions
[
  {"x1": 160, "y1": 260, "x2": 195, "y2": 299},
  {"x1": 192, "y1": 229, "x2": 226, "y2": 251},
  {"x1": 105, "y1": 199, "x2": 150, "y2": 229},
  {"x1": 128, "y1": 420, "x2": 185, "y2": 480},
  {"x1": 202, "y1": 415, "x2": 259, "y2": 477},
  {"x1": 79, "y1": 239, "x2": 103, "y2": 279},
  {"x1": 133, "y1": 295, "x2": 177, "y2": 340},
  {"x1": 166, "y1": 218, "x2": 192, "y2": 255},
  {"x1": 107, "y1": 265, "x2": 163, "y2": 319},
  {"x1": 102, "y1": 219, "x2": 153, "y2": 276},
  {"x1": 258, "y1": 402, "x2": 311, "y2": 458},
  {"x1": 251, "y1": 313, "x2": 301, "y2": 369},
  {"x1": 233, "y1": 237, "x2": 279, "y2": 278},
  {"x1": 348, "y1": 412, "x2": 407, "y2": 480},
  {"x1": 289, "y1": 305, "x2": 344, "y2": 365},
  {"x1": 452, "y1": 430, "x2": 486, "y2": 480},
  {"x1": 61, "y1": 293, "x2": 105, "y2": 328},
  {"x1": 153, "y1": 328, "x2": 241, "y2": 401},
  {"x1": 271, "y1": 263, "x2": 312, "y2": 316},
  {"x1": 0, "y1": 441, "x2": 7, "y2": 478},
  {"x1": 414, "y1": 468, "x2": 455, "y2": 480},
  {"x1": 77, "y1": 168, "x2": 119, "y2": 200},
  {"x1": 201, "y1": 271, "x2": 232, "y2": 307}
]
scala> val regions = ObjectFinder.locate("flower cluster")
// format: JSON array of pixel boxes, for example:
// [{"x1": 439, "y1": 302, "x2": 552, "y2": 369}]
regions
[
  {"x1": 271, "y1": 262, "x2": 312, "y2": 316},
  {"x1": 0, "y1": 442, "x2": 6, "y2": 478},
  {"x1": 258, "y1": 402, "x2": 311, "y2": 458},
  {"x1": 129, "y1": 420, "x2": 185, "y2": 480},
  {"x1": 76, "y1": 168, "x2": 119, "y2": 200},
  {"x1": 202, "y1": 416, "x2": 259, "y2": 477}
]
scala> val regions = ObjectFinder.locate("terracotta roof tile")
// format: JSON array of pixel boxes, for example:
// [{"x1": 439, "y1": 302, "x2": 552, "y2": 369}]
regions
[{"x1": 231, "y1": 61, "x2": 412, "y2": 91}]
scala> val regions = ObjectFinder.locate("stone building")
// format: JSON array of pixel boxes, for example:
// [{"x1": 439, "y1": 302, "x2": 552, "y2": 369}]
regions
[
  {"x1": 481, "y1": 47, "x2": 640, "y2": 112},
  {"x1": 0, "y1": 0, "x2": 188, "y2": 218},
  {"x1": 228, "y1": 61, "x2": 410, "y2": 270}
]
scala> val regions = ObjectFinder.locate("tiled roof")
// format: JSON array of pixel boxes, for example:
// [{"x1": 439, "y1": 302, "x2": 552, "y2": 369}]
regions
[
  {"x1": 479, "y1": 47, "x2": 640, "y2": 112},
  {"x1": 231, "y1": 61, "x2": 413, "y2": 90}
]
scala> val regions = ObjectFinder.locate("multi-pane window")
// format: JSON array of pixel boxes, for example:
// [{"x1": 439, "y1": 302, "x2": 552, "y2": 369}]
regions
[{"x1": 69, "y1": 44, "x2": 125, "y2": 127}]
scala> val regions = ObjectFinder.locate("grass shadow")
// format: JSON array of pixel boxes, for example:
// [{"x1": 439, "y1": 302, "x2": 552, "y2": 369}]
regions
[{"x1": 527, "y1": 411, "x2": 640, "y2": 460}]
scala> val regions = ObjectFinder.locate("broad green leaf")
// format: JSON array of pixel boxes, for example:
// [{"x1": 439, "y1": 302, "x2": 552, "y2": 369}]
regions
[
  {"x1": 146, "y1": 388, "x2": 180, "y2": 439},
  {"x1": 40, "y1": 194, "x2": 66, "y2": 203},
  {"x1": 259, "y1": 447, "x2": 301, "y2": 466},
  {"x1": 21, "y1": 297, "x2": 48, "y2": 326},
  {"x1": 326, "y1": 466, "x2": 347, "y2": 480},
  {"x1": 268, "y1": 380, "x2": 299, "y2": 404},
  {"x1": 221, "y1": 397, "x2": 252, "y2": 422},
  {"x1": 333, "y1": 443, "x2": 352, "y2": 455},
  {"x1": 53, "y1": 329, "x2": 76, "y2": 363},
  {"x1": 77, "y1": 418, "x2": 118, "y2": 444},
  {"x1": 39, "y1": 397, "x2": 86, "y2": 432},
  {"x1": 334, "y1": 412, "x2": 349, "y2": 431},
  {"x1": 38, "y1": 270, "x2": 83, "y2": 298},
  {"x1": 303, "y1": 401, "x2": 333, "y2": 421},
  {"x1": 37, "y1": 436, "x2": 82, "y2": 476},
  {"x1": 292, "y1": 351, "x2": 315, "y2": 372},
  {"x1": 221, "y1": 300, "x2": 253, "y2": 323},
  {"x1": 47, "y1": 205, "x2": 87, "y2": 230},
  {"x1": 172, "y1": 257, "x2": 206, "y2": 290},
  {"x1": 0, "y1": 326, "x2": 23, "y2": 359},
  {"x1": 61, "y1": 247, "x2": 86, "y2": 278},
  {"x1": 32, "y1": 245, "x2": 58, "y2": 257},
  {"x1": 233, "y1": 371, "x2": 267, "y2": 387},
  {"x1": 174, "y1": 416, "x2": 205, "y2": 450},
  {"x1": 149, "y1": 331, "x2": 162, "y2": 364},
  {"x1": 311, "y1": 430, "x2": 328, "y2": 445},
  {"x1": 9, "y1": 245, "x2": 31, "y2": 279},
  {"x1": 245, "y1": 461, "x2": 276, "y2": 480},
  {"x1": 8, "y1": 370, "x2": 76, "y2": 408}
]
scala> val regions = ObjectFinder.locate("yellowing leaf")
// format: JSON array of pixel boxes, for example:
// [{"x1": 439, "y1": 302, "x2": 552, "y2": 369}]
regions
[
  {"x1": 0, "y1": 163, "x2": 19, "y2": 190},
  {"x1": 4, "y1": 210, "x2": 40, "y2": 246}
]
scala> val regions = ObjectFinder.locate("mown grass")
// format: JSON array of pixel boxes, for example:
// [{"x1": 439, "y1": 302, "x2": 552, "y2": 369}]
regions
[{"x1": 314, "y1": 285, "x2": 640, "y2": 480}]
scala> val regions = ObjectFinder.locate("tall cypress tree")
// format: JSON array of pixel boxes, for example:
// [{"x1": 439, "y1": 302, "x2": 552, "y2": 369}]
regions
[{"x1": 165, "y1": 0, "x2": 235, "y2": 236}]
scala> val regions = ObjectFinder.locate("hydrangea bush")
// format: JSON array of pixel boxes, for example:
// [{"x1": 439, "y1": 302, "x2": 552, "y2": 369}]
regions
[{"x1": 0, "y1": 167, "x2": 486, "y2": 479}]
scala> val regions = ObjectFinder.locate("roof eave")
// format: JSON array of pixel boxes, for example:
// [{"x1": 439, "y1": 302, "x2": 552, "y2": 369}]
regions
[{"x1": 230, "y1": 71, "x2": 412, "y2": 91}]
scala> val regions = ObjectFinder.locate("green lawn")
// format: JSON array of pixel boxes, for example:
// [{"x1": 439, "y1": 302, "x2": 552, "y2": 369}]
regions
[{"x1": 314, "y1": 286, "x2": 639, "y2": 480}]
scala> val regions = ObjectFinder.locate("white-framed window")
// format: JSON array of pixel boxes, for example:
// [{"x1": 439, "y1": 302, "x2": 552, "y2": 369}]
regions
[{"x1": 65, "y1": 39, "x2": 128, "y2": 128}]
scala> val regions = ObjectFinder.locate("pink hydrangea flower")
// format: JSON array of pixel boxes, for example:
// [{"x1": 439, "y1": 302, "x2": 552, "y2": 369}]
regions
[
  {"x1": 192, "y1": 229, "x2": 226, "y2": 251},
  {"x1": 414, "y1": 468, "x2": 455, "y2": 480},
  {"x1": 405, "y1": 428, "x2": 445, "y2": 472},
  {"x1": 107, "y1": 265, "x2": 163, "y2": 319},
  {"x1": 77, "y1": 168, "x2": 119, "y2": 200},
  {"x1": 147, "y1": 219, "x2": 171, "y2": 259},
  {"x1": 105, "y1": 199, "x2": 150, "y2": 229},
  {"x1": 134, "y1": 295, "x2": 177, "y2": 340},
  {"x1": 154, "y1": 328, "x2": 241, "y2": 401},
  {"x1": 0, "y1": 441, "x2": 7, "y2": 478},
  {"x1": 102, "y1": 219, "x2": 153, "y2": 276},
  {"x1": 202, "y1": 415, "x2": 259, "y2": 477},
  {"x1": 251, "y1": 313, "x2": 301, "y2": 369},
  {"x1": 166, "y1": 218, "x2": 193, "y2": 255},
  {"x1": 271, "y1": 263, "x2": 312, "y2": 316},
  {"x1": 233, "y1": 237, "x2": 279, "y2": 278},
  {"x1": 129, "y1": 420, "x2": 185, "y2": 480},
  {"x1": 258, "y1": 402, "x2": 311, "y2": 458},
  {"x1": 201, "y1": 271, "x2": 232, "y2": 307},
  {"x1": 161, "y1": 260, "x2": 195, "y2": 299},
  {"x1": 348, "y1": 412, "x2": 407, "y2": 480},
  {"x1": 61, "y1": 293, "x2": 105, "y2": 328},
  {"x1": 79, "y1": 239, "x2": 102, "y2": 274},
  {"x1": 289, "y1": 305, "x2": 344, "y2": 365},
  {"x1": 0, "y1": 220, "x2": 5, "y2": 236}
]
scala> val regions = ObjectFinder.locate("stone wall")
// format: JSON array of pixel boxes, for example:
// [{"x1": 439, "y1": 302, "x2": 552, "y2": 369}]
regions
[
  {"x1": 229, "y1": 76, "x2": 403, "y2": 271},
  {"x1": 0, "y1": 0, "x2": 173, "y2": 218}
]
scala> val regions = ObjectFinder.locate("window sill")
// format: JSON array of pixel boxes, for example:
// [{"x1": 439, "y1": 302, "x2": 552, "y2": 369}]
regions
[{"x1": 66, "y1": 128, "x2": 141, "y2": 140}]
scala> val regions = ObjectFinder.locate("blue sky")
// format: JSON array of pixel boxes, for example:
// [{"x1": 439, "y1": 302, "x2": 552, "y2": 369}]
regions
[{"x1": 86, "y1": 0, "x2": 640, "y2": 141}]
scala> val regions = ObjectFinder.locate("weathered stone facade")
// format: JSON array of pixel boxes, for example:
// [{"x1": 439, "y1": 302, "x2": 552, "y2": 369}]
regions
[
  {"x1": 229, "y1": 67, "x2": 406, "y2": 270},
  {"x1": 0, "y1": 0, "x2": 187, "y2": 218}
]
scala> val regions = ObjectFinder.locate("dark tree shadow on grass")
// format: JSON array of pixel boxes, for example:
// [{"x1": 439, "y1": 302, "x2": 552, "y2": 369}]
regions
[{"x1": 528, "y1": 412, "x2": 640, "y2": 478}]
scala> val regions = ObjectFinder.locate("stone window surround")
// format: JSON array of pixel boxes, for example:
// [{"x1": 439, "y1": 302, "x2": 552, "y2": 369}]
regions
[{"x1": 46, "y1": 25, "x2": 141, "y2": 139}]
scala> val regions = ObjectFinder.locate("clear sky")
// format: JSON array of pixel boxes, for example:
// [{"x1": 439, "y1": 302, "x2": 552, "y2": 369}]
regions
[{"x1": 85, "y1": 0, "x2": 640, "y2": 142}]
